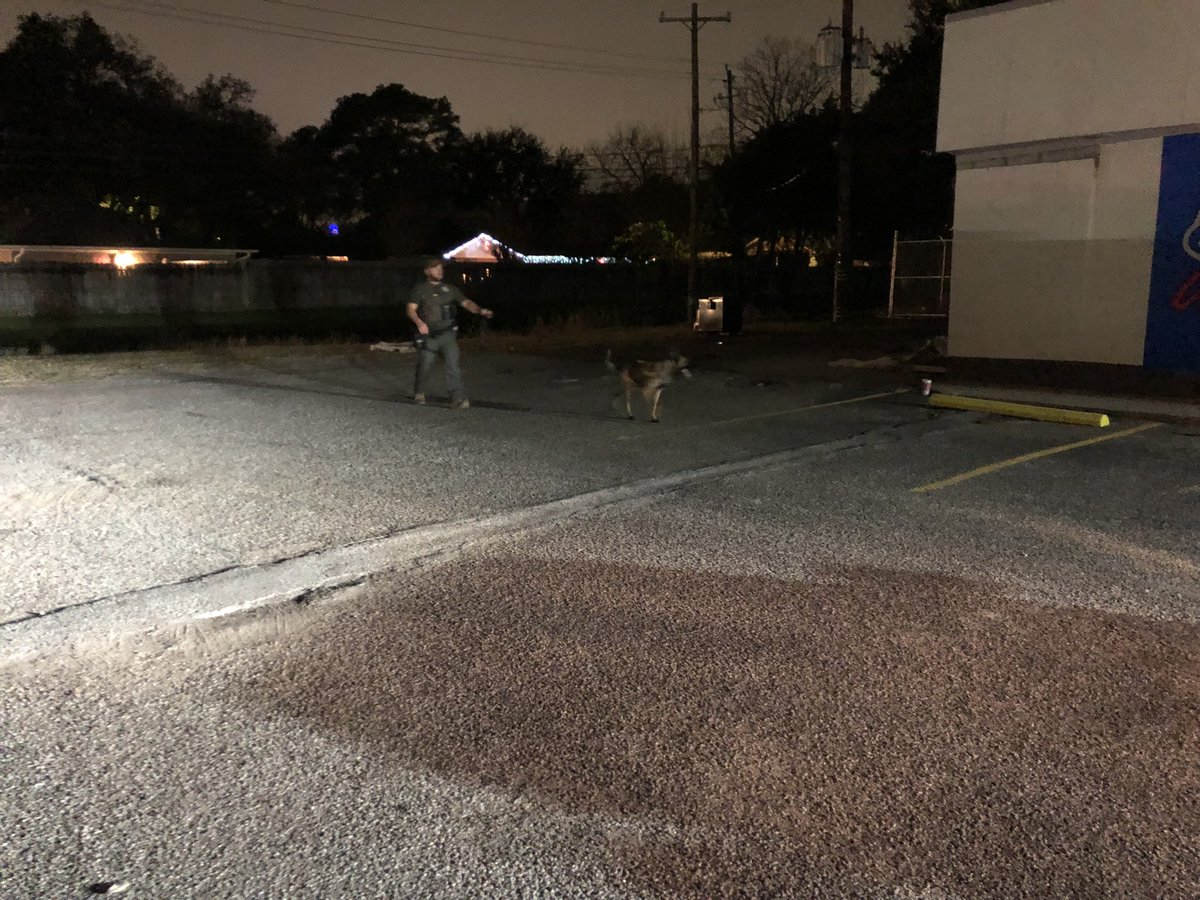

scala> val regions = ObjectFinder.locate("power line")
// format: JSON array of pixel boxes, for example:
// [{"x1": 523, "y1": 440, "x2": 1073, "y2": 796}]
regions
[
  {"x1": 122, "y1": 0, "x2": 689, "y2": 77},
  {"x1": 85, "y1": 0, "x2": 697, "y2": 81},
  {"x1": 258, "y1": 0, "x2": 703, "y2": 68}
]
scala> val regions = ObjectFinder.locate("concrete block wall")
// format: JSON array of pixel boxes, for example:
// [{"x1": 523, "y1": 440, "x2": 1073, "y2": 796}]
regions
[{"x1": 0, "y1": 261, "x2": 424, "y2": 349}]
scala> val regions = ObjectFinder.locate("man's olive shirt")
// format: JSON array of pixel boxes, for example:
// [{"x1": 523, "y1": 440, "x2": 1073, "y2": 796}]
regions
[{"x1": 409, "y1": 280, "x2": 467, "y2": 333}]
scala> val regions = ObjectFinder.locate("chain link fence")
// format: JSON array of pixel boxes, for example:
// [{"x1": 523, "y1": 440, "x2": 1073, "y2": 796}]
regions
[{"x1": 887, "y1": 233, "x2": 951, "y2": 317}]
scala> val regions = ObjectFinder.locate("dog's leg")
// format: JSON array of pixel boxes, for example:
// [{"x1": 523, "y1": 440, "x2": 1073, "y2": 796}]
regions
[
  {"x1": 622, "y1": 375, "x2": 635, "y2": 419},
  {"x1": 649, "y1": 387, "x2": 663, "y2": 422}
]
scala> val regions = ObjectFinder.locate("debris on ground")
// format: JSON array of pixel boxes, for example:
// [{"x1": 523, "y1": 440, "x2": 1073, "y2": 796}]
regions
[{"x1": 368, "y1": 341, "x2": 415, "y2": 353}]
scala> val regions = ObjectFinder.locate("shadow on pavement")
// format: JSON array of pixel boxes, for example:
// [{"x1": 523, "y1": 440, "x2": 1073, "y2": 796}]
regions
[
  {"x1": 232, "y1": 558, "x2": 1200, "y2": 898},
  {"x1": 160, "y1": 370, "x2": 645, "y2": 422}
]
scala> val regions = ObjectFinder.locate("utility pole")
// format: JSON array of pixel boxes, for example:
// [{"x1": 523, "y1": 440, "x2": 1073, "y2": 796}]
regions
[
  {"x1": 714, "y1": 66, "x2": 736, "y2": 156},
  {"x1": 834, "y1": 0, "x2": 854, "y2": 323},
  {"x1": 660, "y1": 4, "x2": 730, "y2": 325},
  {"x1": 714, "y1": 65, "x2": 741, "y2": 335},
  {"x1": 724, "y1": 65, "x2": 736, "y2": 157},
  {"x1": 818, "y1": 1, "x2": 871, "y2": 323}
]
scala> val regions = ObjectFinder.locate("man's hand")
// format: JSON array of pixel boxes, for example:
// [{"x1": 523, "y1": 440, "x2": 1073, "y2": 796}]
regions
[
  {"x1": 479, "y1": 308, "x2": 494, "y2": 319},
  {"x1": 416, "y1": 321, "x2": 430, "y2": 335}
]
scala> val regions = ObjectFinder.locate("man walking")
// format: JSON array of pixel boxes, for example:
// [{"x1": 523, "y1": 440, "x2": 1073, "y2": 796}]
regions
[{"x1": 408, "y1": 256, "x2": 493, "y2": 408}]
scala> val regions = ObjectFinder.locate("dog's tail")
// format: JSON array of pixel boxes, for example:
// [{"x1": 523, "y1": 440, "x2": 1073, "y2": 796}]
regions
[{"x1": 604, "y1": 348, "x2": 618, "y2": 372}]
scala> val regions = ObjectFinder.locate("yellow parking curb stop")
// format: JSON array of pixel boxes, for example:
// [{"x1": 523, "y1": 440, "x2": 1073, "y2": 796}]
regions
[{"x1": 929, "y1": 393, "x2": 1110, "y2": 427}]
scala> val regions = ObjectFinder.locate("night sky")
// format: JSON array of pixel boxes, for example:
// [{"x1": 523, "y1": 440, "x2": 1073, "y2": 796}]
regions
[{"x1": 1, "y1": 1, "x2": 911, "y2": 149}]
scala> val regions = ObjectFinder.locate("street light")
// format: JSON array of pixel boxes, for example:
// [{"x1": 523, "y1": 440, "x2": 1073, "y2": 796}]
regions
[{"x1": 817, "y1": 2, "x2": 873, "y2": 322}]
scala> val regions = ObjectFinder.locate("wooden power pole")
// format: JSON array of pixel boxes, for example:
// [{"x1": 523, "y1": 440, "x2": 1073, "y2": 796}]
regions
[
  {"x1": 724, "y1": 66, "x2": 736, "y2": 156},
  {"x1": 834, "y1": 0, "x2": 854, "y2": 322},
  {"x1": 660, "y1": 4, "x2": 730, "y2": 325}
]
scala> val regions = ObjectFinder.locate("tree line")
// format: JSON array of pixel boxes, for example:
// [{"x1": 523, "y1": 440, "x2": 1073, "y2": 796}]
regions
[{"x1": 0, "y1": 2, "x2": 1004, "y2": 267}]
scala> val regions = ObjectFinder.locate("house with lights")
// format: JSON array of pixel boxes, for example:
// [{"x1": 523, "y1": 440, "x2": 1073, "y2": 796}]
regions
[{"x1": 442, "y1": 232, "x2": 619, "y2": 266}]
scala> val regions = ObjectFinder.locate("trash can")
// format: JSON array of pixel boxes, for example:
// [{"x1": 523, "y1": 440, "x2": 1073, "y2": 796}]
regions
[{"x1": 694, "y1": 296, "x2": 723, "y2": 332}]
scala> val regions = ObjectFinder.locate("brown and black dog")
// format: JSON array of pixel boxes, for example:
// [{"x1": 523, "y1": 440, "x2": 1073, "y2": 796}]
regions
[{"x1": 605, "y1": 349, "x2": 692, "y2": 422}]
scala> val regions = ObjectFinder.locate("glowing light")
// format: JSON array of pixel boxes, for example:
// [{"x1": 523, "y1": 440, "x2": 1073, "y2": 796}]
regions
[
  {"x1": 327, "y1": 222, "x2": 340, "y2": 236},
  {"x1": 112, "y1": 251, "x2": 139, "y2": 269},
  {"x1": 444, "y1": 232, "x2": 519, "y2": 262}
]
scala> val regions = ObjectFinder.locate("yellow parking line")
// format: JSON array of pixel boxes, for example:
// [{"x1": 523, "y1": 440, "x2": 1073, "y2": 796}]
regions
[
  {"x1": 912, "y1": 422, "x2": 1162, "y2": 494},
  {"x1": 706, "y1": 388, "x2": 909, "y2": 428},
  {"x1": 618, "y1": 388, "x2": 906, "y2": 439}
]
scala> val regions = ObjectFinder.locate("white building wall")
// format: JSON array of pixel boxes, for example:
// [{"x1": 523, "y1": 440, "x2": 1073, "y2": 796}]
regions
[
  {"x1": 937, "y1": 0, "x2": 1193, "y2": 367},
  {"x1": 938, "y1": 0, "x2": 1200, "y2": 154},
  {"x1": 947, "y1": 139, "x2": 1161, "y2": 365}
]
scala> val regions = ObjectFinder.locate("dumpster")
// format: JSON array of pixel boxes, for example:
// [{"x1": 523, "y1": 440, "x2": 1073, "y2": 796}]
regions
[{"x1": 694, "y1": 296, "x2": 723, "y2": 332}]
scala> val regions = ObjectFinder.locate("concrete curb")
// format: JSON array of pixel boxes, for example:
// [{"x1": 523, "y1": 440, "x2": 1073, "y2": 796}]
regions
[{"x1": 929, "y1": 393, "x2": 1111, "y2": 427}]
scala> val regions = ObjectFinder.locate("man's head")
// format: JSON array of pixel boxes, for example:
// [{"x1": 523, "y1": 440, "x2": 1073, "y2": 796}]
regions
[{"x1": 423, "y1": 256, "x2": 445, "y2": 281}]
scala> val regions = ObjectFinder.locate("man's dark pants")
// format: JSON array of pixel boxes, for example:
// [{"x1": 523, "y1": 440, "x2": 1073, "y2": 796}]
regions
[{"x1": 414, "y1": 330, "x2": 463, "y2": 402}]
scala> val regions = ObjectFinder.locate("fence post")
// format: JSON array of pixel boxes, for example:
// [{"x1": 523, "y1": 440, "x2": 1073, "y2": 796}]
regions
[
  {"x1": 887, "y1": 230, "x2": 899, "y2": 318},
  {"x1": 937, "y1": 237, "x2": 948, "y2": 314}
]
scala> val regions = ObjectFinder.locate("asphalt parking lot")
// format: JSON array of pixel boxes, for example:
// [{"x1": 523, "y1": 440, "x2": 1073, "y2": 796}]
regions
[
  {"x1": 2, "y1": 341, "x2": 1195, "y2": 630},
  {"x1": 2, "y1": 339, "x2": 1198, "y2": 896}
]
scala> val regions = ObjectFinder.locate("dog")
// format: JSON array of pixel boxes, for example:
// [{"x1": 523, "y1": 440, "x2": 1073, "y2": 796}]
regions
[{"x1": 605, "y1": 348, "x2": 692, "y2": 422}]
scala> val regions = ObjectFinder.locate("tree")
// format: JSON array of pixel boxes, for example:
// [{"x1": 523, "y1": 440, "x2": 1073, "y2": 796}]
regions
[
  {"x1": 0, "y1": 12, "x2": 184, "y2": 243},
  {"x1": 853, "y1": 0, "x2": 1012, "y2": 252},
  {"x1": 275, "y1": 124, "x2": 342, "y2": 250},
  {"x1": 584, "y1": 124, "x2": 681, "y2": 194},
  {"x1": 734, "y1": 36, "x2": 832, "y2": 137},
  {"x1": 164, "y1": 74, "x2": 284, "y2": 247},
  {"x1": 298, "y1": 83, "x2": 463, "y2": 256},
  {"x1": 452, "y1": 127, "x2": 583, "y2": 252},
  {"x1": 612, "y1": 220, "x2": 686, "y2": 262},
  {"x1": 864, "y1": 0, "x2": 1005, "y2": 142},
  {"x1": 580, "y1": 123, "x2": 689, "y2": 253},
  {"x1": 711, "y1": 112, "x2": 839, "y2": 308},
  {"x1": 0, "y1": 12, "x2": 285, "y2": 247},
  {"x1": 318, "y1": 84, "x2": 460, "y2": 216}
]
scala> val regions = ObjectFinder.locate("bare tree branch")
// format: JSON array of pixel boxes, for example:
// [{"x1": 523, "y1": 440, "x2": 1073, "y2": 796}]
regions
[
  {"x1": 735, "y1": 37, "x2": 832, "y2": 137},
  {"x1": 584, "y1": 123, "x2": 684, "y2": 192}
]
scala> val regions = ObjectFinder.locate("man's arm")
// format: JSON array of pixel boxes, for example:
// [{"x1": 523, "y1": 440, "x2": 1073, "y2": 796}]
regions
[
  {"x1": 406, "y1": 301, "x2": 429, "y2": 335},
  {"x1": 459, "y1": 297, "x2": 494, "y2": 319}
]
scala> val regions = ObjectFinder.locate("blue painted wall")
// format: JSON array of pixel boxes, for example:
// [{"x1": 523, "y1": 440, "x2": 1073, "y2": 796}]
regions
[{"x1": 1145, "y1": 133, "x2": 1200, "y2": 371}]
